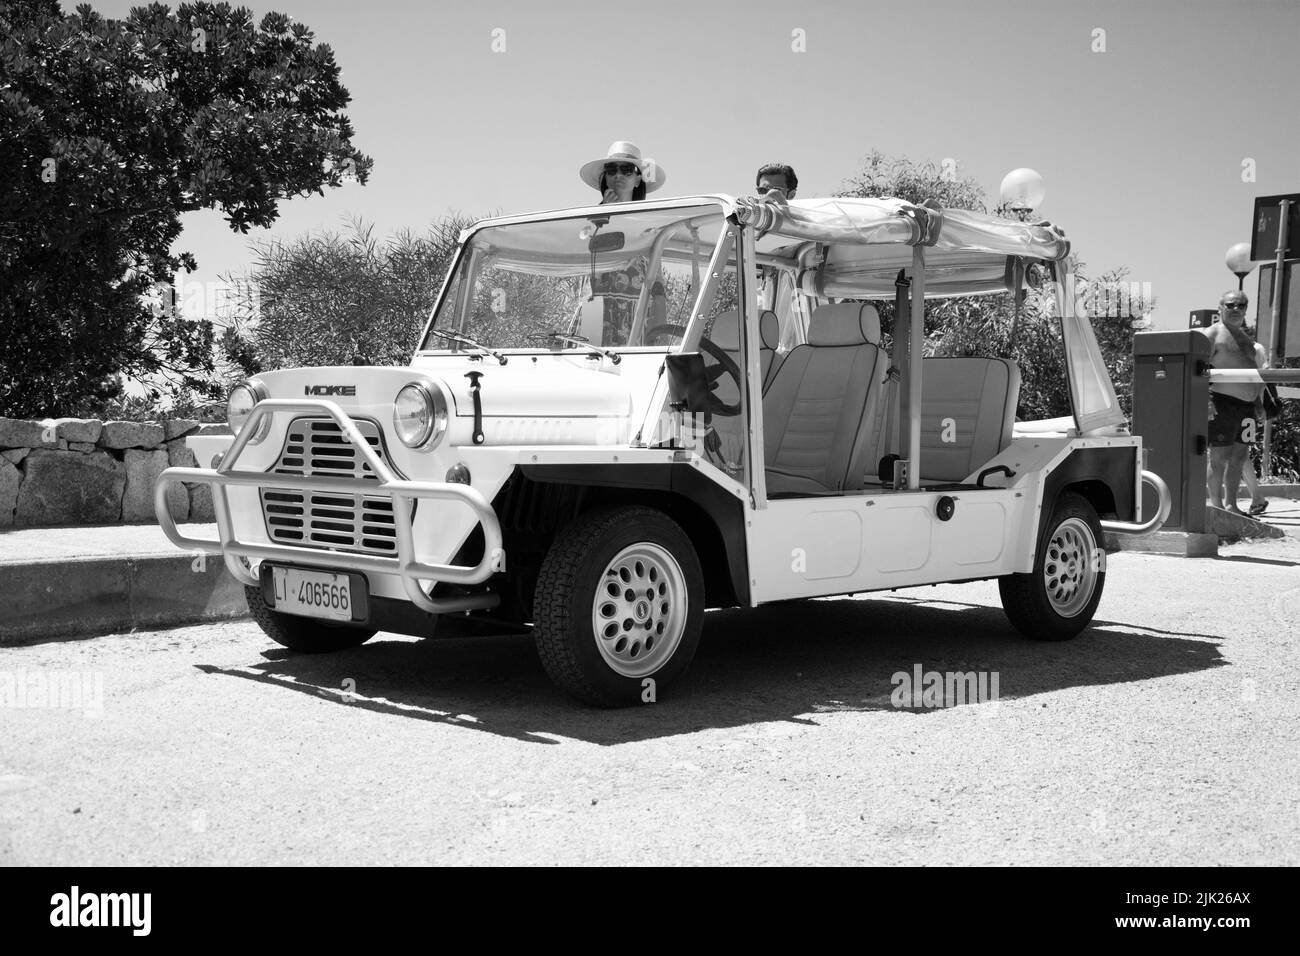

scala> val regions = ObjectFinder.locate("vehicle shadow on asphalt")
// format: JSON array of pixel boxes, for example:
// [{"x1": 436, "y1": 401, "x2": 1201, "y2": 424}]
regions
[
  {"x1": 193, "y1": 591, "x2": 1228, "y2": 745},
  {"x1": 1215, "y1": 554, "x2": 1300, "y2": 567}
]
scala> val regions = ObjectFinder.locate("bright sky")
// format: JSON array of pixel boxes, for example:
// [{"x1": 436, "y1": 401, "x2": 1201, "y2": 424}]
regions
[{"x1": 91, "y1": 0, "x2": 1300, "y2": 329}]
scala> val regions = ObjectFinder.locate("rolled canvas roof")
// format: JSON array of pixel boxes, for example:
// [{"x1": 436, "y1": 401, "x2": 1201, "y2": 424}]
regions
[
  {"x1": 745, "y1": 196, "x2": 1070, "y2": 259},
  {"x1": 740, "y1": 196, "x2": 1071, "y2": 298}
]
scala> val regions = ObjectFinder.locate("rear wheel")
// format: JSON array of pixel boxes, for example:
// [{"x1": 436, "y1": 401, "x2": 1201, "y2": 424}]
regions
[
  {"x1": 999, "y1": 492, "x2": 1106, "y2": 641},
  {"x1": 533, "y1": 506, "x2": 704, "y2": 706},
  {"x1": 244, "y1": 584, "x2": 376, "y2": 653}
]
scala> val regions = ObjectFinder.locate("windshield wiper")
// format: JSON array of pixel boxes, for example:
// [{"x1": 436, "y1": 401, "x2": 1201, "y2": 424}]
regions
[
  {"x1": 547, "y1": 331, "x2": 621, "y2": 365},
  {"x1": 426, "y1": 328, "x2": 507, "y2": 365}
]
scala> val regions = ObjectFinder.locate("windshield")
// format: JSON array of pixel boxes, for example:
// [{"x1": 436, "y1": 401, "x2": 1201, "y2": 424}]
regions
[{"x1": 421, "y1": 204, "x2": 729, "y2": 351}]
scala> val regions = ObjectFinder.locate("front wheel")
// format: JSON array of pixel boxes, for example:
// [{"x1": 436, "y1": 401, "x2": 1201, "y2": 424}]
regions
[
  {"x1": 245, "y1": 584, "x2": 377, "y2": 653},
  {"x1": 999, "y1": 492, "x2": 1106, "y2": 641},
  {"x1": 533, "y1": 506, "x2": 704, "y2": 706}
]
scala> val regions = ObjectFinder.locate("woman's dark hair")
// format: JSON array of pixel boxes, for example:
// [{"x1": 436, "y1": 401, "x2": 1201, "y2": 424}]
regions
[{"x1": 599, "y1": 170, "x2": 646, "y2": 201}]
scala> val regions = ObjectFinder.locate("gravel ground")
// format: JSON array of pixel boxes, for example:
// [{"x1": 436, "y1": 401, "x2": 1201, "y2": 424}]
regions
[{"x1": 2, "y1": 531, "x2": 1297, "y2": 866}]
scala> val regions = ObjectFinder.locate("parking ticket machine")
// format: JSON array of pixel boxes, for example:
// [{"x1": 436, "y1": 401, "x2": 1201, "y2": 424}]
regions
[{"x1": 1131, "y1": 330, "x2": 1212, "y2": 533}]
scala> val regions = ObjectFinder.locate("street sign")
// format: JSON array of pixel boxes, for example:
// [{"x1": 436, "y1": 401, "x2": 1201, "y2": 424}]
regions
[
  {"x1": 1188, "y1": 309, "x2": 1217, "y2": 329},
  {"x1": 1257, "y1": 261, "x2": 1300, "y2": 359},
  {"x1": 1250, "y1": 193, "x2": 1300, "y2": 262}
]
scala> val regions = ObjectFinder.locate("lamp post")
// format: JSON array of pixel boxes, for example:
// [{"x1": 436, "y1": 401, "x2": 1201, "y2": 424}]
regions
[
  {"x1": 1225, "y1": 241, "x2": 1256, "y2": 291},
  {"x1": 1000, "y1": 169, "x2": 1045, "y2": 341}
]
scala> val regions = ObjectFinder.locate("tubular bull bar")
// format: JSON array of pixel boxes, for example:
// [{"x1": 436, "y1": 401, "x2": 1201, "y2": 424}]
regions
[
  {"x1": 1098, "y1": 469, "x2": 1172, "y2": 536},
  {"x1": 153, "y1": 399, "x2": 504, "y2": 615}
]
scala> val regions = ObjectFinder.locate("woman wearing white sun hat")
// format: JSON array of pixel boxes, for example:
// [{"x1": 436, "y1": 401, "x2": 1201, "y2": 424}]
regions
[
  {"x1": 579, "y1": 141, "x2": 667, "y2": 204},
  {"x1": 575, "y1": 141, "x2": 669, "y2": 344}
]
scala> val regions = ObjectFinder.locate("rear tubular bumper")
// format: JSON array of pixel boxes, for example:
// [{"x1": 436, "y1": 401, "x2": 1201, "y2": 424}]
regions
[{"x1": 1099, "y1": 469, "x2": 1171, "y2": 536}]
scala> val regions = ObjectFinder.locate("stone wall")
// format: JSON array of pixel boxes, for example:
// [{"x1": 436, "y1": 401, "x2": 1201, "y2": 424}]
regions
[{"x1": 0, "y1": 418, "x2": 231, "y2": 529}]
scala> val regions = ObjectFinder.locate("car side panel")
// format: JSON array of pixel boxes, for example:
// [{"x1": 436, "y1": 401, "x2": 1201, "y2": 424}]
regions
[{"x1": 747, "y1": 488, "x2": 1029, "y2": 603}]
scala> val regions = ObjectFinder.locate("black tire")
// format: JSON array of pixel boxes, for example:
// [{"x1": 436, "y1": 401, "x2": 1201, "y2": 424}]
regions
[
  {"x1": 244, "y1": 584, "x2": 377, "y2": 653},
  {"x1": 533, "y1": 506, "x2": 704, "y2": 707},
  {"x1": 999, "y1": 492, "x2": 1106, "y2": 641}
]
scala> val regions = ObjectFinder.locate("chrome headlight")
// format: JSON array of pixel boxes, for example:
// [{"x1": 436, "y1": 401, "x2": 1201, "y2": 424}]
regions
[
  {"x1": 227, "y1": 379, "x2": 270, "y2": 442},
  {"x1": 394, "y1": 382, "x2": 447, "y2": 449}
]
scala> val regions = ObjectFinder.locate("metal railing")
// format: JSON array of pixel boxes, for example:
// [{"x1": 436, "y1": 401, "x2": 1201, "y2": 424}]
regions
[
  {"x1": 153, "y1": 399, "x2": 504, "y2": 615},
  {"x1": 1204, "y1": 368, "x2": 1300, "y2": 386}
]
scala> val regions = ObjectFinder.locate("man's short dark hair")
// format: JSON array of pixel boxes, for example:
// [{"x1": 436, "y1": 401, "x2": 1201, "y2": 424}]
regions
[{"x1": 756, "y1": 163, "x2": 798, "y2": 192}]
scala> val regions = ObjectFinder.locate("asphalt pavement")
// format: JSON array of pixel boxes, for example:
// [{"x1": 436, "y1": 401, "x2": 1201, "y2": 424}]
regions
[
  {"x1": 4, "y1": 497, "x2": 1299, "y2": 645},
  {"x1": 1, "y1": 529, "x2": 1297, "y2": 865}
]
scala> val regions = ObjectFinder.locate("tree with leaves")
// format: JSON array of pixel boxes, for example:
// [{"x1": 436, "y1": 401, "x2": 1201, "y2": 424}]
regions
[
  {"x1": 840, "y1": 150, "x2": 988, "y2": 213},
  {"x1": 0, "y1": 0, "x2": 372, "y2": 417},
  {"x1": 233, "y1": 215, "x2": 473, "y2": 370}
]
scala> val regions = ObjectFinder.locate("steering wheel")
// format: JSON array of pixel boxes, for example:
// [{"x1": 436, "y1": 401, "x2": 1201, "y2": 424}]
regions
[{"x1": 645, "y1": 323, "x2": 743, "y2": 417}]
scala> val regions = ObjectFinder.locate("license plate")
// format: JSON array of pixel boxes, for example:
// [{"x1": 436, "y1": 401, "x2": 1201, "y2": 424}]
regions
[{"x1": 270, "y1": 566, "x2": 354, "y2": 622}]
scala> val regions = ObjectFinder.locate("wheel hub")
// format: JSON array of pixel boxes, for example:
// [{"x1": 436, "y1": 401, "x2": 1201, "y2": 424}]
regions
[
  {"x1": 1043, "y1": 517, "x2": 1099, "y2": 617},
  {"x1": 591, "y1": 542, "x2": 687, "y2": 678}
]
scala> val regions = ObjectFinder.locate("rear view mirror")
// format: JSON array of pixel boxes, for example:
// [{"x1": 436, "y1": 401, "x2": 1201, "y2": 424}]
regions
[
  {"x1": 1005, "y1": 257, "x2": 1049, "y2": 293},
  {"x1": 1026, "y1": 260, "x2": 1049, "y2": 290},
  {"x1": 588, "y1": 231, "x2": 625, "y2": 254}
]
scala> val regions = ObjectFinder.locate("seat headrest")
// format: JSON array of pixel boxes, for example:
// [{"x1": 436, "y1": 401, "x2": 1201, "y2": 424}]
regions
[
  {"x1": 707, "y1": 310, "x2": 779, "y2": 351},
  {"x1": 808, "y1": 302, "x2": 881, "y2": 347}
]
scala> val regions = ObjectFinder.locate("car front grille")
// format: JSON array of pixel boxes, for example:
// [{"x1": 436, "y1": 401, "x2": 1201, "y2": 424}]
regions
[{"x1": 259, "y1": 417, "x2": 402, "y2": 556}]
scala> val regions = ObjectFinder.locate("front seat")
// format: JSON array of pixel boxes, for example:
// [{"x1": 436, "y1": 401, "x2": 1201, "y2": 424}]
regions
[
  {"x1": 761, "y1": 302, "x2": 886, "y2": 496},
  {"x1": 707, "y1": 309, "x2": 781, "y2": 394}
]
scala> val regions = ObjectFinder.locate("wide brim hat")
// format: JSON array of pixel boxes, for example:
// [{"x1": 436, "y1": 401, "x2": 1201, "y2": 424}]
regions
[{"x1": 579, "y1": 140, "x2": 667, "y2": 194}]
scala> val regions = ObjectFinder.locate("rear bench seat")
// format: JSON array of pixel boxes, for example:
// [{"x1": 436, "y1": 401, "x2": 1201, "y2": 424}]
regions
[{"x1": 854, "y1": 356, "x2": 1021, "y2": 486}]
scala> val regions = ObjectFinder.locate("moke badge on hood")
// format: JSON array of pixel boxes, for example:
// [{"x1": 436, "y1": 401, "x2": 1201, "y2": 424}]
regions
[{"x1": 304, "y1": 385, "x2": 357, "y2": 396}]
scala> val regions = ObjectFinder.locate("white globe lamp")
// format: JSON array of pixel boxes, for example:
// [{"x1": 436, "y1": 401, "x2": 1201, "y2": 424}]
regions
[
  {"x1": 1225, "y1": 241, "x2": 1256, "y2": 291},
  {"x1": 1000, "y1": 168, "x2": 1046, "y2": 220}
]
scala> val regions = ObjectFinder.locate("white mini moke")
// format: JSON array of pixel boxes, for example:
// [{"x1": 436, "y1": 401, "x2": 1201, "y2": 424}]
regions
[{"x1": 158, "y1": 194, "x2": 1170, "y2": 706}]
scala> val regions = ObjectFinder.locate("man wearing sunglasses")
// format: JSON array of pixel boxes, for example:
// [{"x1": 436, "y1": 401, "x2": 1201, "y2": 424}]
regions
[
  {"x1": 754, "y1": 163, "x2": 798, "y2": 204},
  {"x1": 1201, "y1": 291, "x2": 1266, "y2": 515}
]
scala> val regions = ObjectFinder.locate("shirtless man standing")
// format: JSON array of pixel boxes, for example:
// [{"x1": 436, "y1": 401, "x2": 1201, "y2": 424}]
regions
[{"x1": 1200, "y1": 291, "x2": 1263, "y2": 515}]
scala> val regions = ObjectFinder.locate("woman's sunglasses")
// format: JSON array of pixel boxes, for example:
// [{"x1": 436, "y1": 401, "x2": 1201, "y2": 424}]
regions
[{"x1": 604, "y1": 163, "x2": 639, "y2": 176}]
